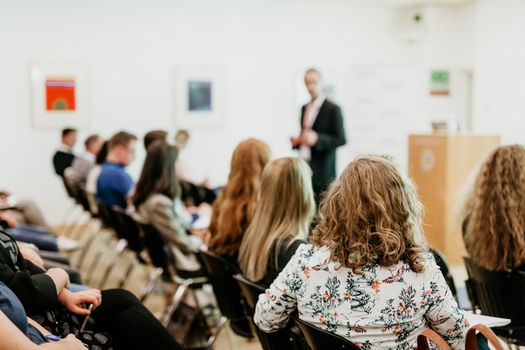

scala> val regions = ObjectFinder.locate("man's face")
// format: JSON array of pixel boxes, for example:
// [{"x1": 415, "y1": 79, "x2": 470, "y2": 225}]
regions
[
  {"x1": 88, "y1": 138, "x2": 103, "y2": 155},
  {"x1": 64, "y1": 132, "x2": 77, "y2": 148},
  {"x1": 304, "y1": 71, "x2": 322, "y2": 99},
  {"x1": 175, "y1": 134, "x2": 189, "y2": 150},
  {"x1": 123, "y1": 140, "x2": 136, "y2": 166}
]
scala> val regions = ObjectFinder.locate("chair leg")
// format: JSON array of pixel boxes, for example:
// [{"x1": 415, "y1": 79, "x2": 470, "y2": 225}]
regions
[
  {"x1": 97, "y1": 239, "x2": 128, "y2": 288},
  {"x1": 161, "y1": 280, "x2": 191, "y2": 326},
  {"x1": 72, "y1": 220, "x2": 102, "y2": 268},
  {"x1": 117, "y1": 258, "x2": 139, "y2": 289},
  {"x1": 139, "y1": 267, "x2": 164, "y2": 303}
]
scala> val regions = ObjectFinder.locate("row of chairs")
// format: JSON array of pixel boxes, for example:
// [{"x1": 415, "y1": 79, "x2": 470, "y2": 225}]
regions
[
  {"x1": 199, "y1": 250, "x2": 359, "y2": 350},
  {"x1": 61, "y1": 176, "x2": 358, "y2": 349},
  {"x1": 62, "y1": 177, "x2": 524, "y2": 349},
  {"x1": 61, "y1": 178, "x2": 223, "y2": 348}
]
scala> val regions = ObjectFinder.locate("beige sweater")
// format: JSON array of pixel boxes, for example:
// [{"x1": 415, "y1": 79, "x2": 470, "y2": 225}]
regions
[{"x1": 136, "y1": 194, "x2": 202, "y2": 271}]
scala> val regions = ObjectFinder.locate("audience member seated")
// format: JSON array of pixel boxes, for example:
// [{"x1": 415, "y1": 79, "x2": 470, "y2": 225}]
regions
[
  {"x1": 85, "y1": 141, "x2": 109, "y2": 213},
  {"x1": 255, "y1": 155, "x2": 467, "y2": 349},
  {"x1": 52, "y1": 128, "x2": 77, "y2": 178},
  {"x1": 0, "y1": 281, "x2": 86, "y2": 349},
  {"x1": 0, "y1": 190, "x2": 51, "y2": 231},
  {"x1": 65, "y1": 134, "x2": 103, "y2": 185},
  {"x1": 133, "y1": 140, "x2": 205, "y2": 274},
  {"x1": 0, "y1": 212, "x2": 58, "y2": 252},
  {"x1": 0, "y1": 228, "x2": 181, "y2": 350},
  {"x1": 207, "y1": 138, "x2": 270, "y2": 265},
  {"x1": 239, "y1": 157, "x2": 315, "y2": 287},
  {"x1": 96, "y1": 131, "x2": 137, "y2": 209},
  {"x1": 174, "y1": 129, "x2": 200, "y2": 185},
  {"x1": 143, "y1": 129, "x2": 168, "y2": 151},
  {"x1": 462, "y1": 144, "x2": 525, "y2": 271}
]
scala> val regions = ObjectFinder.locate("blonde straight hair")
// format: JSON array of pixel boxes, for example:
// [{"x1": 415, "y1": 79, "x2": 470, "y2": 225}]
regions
[{"x1": 239, "y1": 157, "x2": 316, "y2": 281}]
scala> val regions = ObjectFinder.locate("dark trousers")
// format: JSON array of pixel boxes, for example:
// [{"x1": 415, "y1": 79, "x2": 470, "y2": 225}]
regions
[{"x1": 92, "y1": 289, "x2": 182, "y2": 350}]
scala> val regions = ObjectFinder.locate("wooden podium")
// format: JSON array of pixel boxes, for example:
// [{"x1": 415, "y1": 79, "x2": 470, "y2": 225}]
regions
[{"x1": 408, "y1": 133, "x2": 500, "y2": 264}]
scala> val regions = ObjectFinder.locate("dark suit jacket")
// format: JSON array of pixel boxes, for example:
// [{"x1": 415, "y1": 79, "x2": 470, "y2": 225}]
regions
[
  {"x1": 299, "y1": 99, "x2": 346, "y2": 195},
  {"x1": 52, "y1": 150, "x2": 75, "y2": 177}
]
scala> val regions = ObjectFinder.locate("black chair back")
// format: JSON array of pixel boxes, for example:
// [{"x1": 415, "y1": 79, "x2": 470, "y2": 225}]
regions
[
  {"x1": 464, "y1": 257, "x2": 525, "y2": 327},
  {"x1": 198, "y1": 250, "x2": 245, "y2": 321},
  {"x1": 233, "y1": 274, "x2": 302, "y2": 350},
  {"x1": 139, "y1": 223, "x2": 175, "y2": 280},
  {"x1": 180, "y1": 180, "x2": 217, "y2": 206},
  {"x1": 294, "y1": 317, "x2": 360, "y2": 350},
  {"x1": 110, "y1": 206, "x2": 144, "y2": 254},
  {"x1": 96, "y1": 201, "x2": 120, "y2": 232},
  {"x1": 430, "y1": 248, "x2": 457, "y2": 299}
]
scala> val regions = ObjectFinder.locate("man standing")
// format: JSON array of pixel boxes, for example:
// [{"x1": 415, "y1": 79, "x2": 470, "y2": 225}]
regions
[
  {"x1": 52, "y1": 128, "x2": 77, "y2": 177},
  {"x1": 291, "y1": 68, "x2": 346, "y2": 202},
  {"x1": 96, "y1": 131, "x2": 137, "y2": 209}
]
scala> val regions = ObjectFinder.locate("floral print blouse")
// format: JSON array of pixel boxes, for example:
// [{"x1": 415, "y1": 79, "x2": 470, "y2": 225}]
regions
[{"x1": 254, "y1": 244, "x2": 468, "y2": 349}]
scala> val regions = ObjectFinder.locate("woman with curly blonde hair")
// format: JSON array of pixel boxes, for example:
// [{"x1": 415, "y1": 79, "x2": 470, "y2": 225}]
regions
[
  {"x1": 255, "y1": 155, "x2": 467, "y2": 349},
  {"x1": 208, "y1": 138, "x2": 271, "y2": 262},
  {"x1": 462, "y1": 144, "x2": 525, "y2": 271}
]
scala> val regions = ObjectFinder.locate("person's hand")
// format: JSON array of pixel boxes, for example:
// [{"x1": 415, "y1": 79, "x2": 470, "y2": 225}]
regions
[
  {"x1": 191, "y1": 229, "x2": 210, "y2": 245},
  {"x1": 300, "y1": 129, "x2": 318, "y2": 147},
  {"x1": 60, "y1": 289, "x2": 102, "y2": 315},
  {"x1": 290, "y1": 136, "x2": 302, "y2": 147}
]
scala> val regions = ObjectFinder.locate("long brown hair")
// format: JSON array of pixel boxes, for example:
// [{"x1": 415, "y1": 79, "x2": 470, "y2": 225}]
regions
[
  {"x1": 463, "y1": 145, "x2": 525, "y2": 271},
  {"x1": 311, "y1": 155, "x2": 427, "y2": 273},
  {"x1": 133, "y1": 140, "x2": 180, "y2": 209},
  {"x1": 208, "y1": 138, "x2": 271, "y2": 256},
  {"x1": 238, "y1": 157, "x2": 315, "y2": 281}
]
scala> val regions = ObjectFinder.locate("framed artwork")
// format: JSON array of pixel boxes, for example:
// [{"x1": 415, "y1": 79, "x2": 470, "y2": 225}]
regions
[
  {"x1": 30, "y1": 63, "x2": 89, "y2": 128},
  {"x1": 174, "y1": 67, "x2": 225, "y2": 128}
]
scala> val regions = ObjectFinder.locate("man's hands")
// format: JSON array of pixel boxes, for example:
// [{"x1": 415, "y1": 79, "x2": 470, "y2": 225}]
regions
[{"x1": 291, "y1": 130, "x2": 318, "y2": 148}]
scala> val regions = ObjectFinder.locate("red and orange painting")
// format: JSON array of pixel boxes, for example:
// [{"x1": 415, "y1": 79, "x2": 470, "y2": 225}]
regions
[{"x1": 45, "y1": 77, "x2": 76, "y2": 111}]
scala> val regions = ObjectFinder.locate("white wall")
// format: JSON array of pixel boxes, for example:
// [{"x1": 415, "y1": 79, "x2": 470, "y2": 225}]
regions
[
  {"x1": 472, "y1": 0, "x2": 525, "y2": 143},
  {"x1": 0, "y1": 0, "x2": 474, "y2": 223}
]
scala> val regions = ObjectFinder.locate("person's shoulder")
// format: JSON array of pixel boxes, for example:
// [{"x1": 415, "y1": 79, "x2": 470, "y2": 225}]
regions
[
  {"x1": 293, "y1": 243, "x2": 330, "y2": 263},
  {"x1": 322, "y1": 99, "x2": 339, "y2": 109},
  {"x1": 147, "y1": 193, "x2": 172, "y2": 207}
]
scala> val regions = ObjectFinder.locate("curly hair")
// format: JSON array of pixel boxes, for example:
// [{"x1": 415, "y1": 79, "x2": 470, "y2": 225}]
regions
[
  {"x1": 208, "y1": 138, "x2": 271, "y2": 257},
  {"x1": 463, "y1": 145, "x2": 525, "y2": 271},
  {"x1": 311, "y1": 155, "x2": 428, "y2": 273}
]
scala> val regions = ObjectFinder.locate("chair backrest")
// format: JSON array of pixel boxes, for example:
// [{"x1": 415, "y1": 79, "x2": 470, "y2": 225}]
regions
[
  {"x1": 464, "y1": 257, "x2": 525, "y2": 327},
  {"x1": 179, "y1": 180, "x2": 217, "y2": 206},
  {"x1": 233, "y1": 274, "x2": 301, "y2": 350},
  {"x1": 430, "y1": 248, "x2": 457, "y2": 299},
  {"x1": 61, "y1": 176, "x2": 76, "y2": 199},
  {"x1": 198, "y1": 250, "x2": 245, "y2": 321},
  {"x1": 293, "y1": 317, "x2": 360, "y2": 350},
  {"x1": 75, "y1": 185, "x2": 94, "y2": 215},
  {"x1": 139, "y1": 223, "x2": 175, "y2": 280},
  {"x1": 110, "y1": 206, "x2": 144, "y2": 254}
]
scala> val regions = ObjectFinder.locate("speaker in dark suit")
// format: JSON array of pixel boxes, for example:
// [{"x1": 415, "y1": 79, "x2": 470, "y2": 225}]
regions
[{"x1": 291, "y1": 69, "x2": 346, "y2": 202}]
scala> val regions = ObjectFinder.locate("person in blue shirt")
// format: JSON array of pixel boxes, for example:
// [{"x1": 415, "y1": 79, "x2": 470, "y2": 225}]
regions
[{"x1": 96, "y1": 131, "x2": 137, "y2": 209}]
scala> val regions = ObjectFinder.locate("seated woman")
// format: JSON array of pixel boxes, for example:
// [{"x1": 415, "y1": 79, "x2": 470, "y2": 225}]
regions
[
  {"x1": 238, "y1": 157, "x2": 315, "y2": 287},
  {"x1": 0, "y1": 228, "x2": 181, "y2": 350},
  {"x1": 0, "y1": 281, "x2": 85, "y2": 349},
  {"x1": 462, "y1": 145, "x2": 525, "y2": 271},
  {"x1": 208, "y1": 138, "x2": 271, "y2": 265},
  {"x1": 133, "y1": 140, "x2": 205, "y2": 274},
  {"x1": 255, "y1": 155, "x2": 467, "y2": 349}
]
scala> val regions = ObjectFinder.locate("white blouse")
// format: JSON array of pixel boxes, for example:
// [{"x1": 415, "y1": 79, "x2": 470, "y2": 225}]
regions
[{"x1": 254, "y1": 244, "x2": 467, "y2": 349}]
